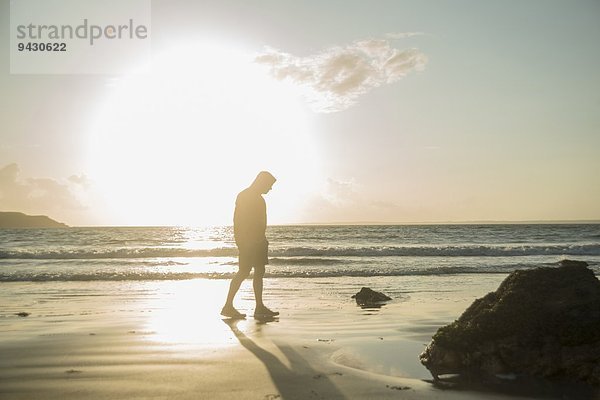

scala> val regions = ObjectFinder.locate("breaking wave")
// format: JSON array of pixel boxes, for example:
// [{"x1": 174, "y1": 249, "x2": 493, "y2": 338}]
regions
[
  {"x1": 1, "y1": 243, "x2": 599, "y2": 260},
  {"x1": 1, "y1": 261, "x2": 598, "y2": 282}
]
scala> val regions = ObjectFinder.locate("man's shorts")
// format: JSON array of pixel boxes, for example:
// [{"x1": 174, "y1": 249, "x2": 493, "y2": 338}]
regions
[{"x1": 237, "y1": 240, "x2": 268, "y2": 269}]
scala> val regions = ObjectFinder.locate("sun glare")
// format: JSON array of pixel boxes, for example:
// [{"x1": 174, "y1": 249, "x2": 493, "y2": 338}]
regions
[
  {"x1": 86, "y1": 41, "x2": 320, "y2": 226},
  {"x1": 142, "y1": 280, "x2": 247, "y2": 346}
]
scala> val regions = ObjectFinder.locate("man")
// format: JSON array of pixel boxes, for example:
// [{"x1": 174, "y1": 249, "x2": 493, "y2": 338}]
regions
[{"x1": 221, "y1": 171, "x2": 279, "y2": 319}]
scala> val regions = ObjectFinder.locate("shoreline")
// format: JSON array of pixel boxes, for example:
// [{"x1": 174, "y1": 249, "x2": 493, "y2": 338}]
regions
[
  {"x1": 0, "y1": 274, "x2": 549, "y2": 399},
  {"x1": 3, "y1": 271, "x2": 598, "y2": 399}
]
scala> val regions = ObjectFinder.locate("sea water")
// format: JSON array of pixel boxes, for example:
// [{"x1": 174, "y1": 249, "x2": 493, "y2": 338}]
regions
[{"x1": 1, "y1": 224, "x2": 599, "y2": 282}]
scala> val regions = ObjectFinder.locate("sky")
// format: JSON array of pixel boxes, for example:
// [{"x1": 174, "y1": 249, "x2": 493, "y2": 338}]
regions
[{"x1": 1, "y1": 0, "x2": 599, "y2": 226}]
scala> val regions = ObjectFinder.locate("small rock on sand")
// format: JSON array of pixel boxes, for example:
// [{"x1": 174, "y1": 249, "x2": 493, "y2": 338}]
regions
[
  {"x1": 351, "y1": 287, "x2": 392, "y2": 306},
  {"x1": 386, "y1": 384, "x2": 411, "y2": 390}
]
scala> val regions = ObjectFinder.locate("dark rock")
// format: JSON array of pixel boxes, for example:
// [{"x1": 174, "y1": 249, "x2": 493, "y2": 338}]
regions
[
  {"x1": 420, "y1": 260, "x2": 600, "y2": 387},
  {"x1": 559, "y1": 259, "x2": 589, "y2": 268},
  {"x1": 352, "y1": 287, "x2": 391, "y2": 306}
]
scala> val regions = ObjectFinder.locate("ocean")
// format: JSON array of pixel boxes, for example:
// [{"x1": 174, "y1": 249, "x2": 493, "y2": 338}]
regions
[{"x1": 1, "y1": 224, "x2": 599, "y2": 282}]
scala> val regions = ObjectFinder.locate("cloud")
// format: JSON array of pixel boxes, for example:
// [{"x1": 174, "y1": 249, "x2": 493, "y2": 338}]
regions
[
  {"x1": 322, "y1": 178, "x2": 360, "y2": 205},
  {"x1": 385, "y1": 32, "x2": 424, "y2": 39},
  {"x1": 68, "y1": 174, "x2": 91, "y2": 188},
  {"x1": 255, "y1": 36, "x2": 427, "y2": 112},
  {"x1": 303, "y1": 178, "x2": 404, "y2": 223},
  {"x1": 0, "y1": 163, "x2": 89, "y2": 218}
]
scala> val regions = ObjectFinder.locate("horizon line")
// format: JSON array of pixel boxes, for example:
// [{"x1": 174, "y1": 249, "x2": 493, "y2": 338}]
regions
[{"x1": 69, "y1": 219, "x2": 600, "y2": 228}]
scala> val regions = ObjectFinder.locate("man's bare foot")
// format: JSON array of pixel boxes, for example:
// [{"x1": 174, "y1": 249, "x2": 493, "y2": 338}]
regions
[
  {"x1": 254, "y1": 306, "x2": 279, "y2": 318},
  {"x1": 221, "y1": 306, "x2": 246, "y2": 319}
]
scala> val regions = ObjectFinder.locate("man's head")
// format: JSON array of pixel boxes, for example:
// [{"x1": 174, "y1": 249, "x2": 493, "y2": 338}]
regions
[{"x1": 251, "y1": 171, "x2": 276, "y2": 194}]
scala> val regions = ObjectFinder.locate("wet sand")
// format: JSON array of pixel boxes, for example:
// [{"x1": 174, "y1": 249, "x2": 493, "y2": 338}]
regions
[{"x1": 0, "y1": 276, "x2": 540, "y2": 399}]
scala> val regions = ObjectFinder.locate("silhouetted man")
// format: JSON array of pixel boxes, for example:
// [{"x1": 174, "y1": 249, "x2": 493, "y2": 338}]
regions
[{"x1": 221, "y1": 171, "x2": 279, "y2": 319}]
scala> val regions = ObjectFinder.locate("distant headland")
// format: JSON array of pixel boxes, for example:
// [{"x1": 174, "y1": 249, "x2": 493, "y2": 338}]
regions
[{"x1": 0, "y1": 212, "x2": 68, "y2": 228}]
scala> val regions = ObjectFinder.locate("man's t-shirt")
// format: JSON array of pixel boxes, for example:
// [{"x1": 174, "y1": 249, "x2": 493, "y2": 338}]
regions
[{"x1": 233, "y1": 188, "x2": 268, "y2": 267}]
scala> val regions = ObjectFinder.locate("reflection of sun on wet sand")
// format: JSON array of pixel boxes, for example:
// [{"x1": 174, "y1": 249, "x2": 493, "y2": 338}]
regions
[{"x1": 0, "y1": 276, "x2": 529, "y2": 399}]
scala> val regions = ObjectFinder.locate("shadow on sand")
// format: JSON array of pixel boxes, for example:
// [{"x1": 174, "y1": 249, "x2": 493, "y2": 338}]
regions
[{"x1": 223, "y1": 318, "x2": 347, "y2": 400}]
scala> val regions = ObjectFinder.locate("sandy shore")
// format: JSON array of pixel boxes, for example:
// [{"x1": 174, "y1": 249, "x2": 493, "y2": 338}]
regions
[{"x1": 0, "y1": 276, "x2": 543, "y2": 399}]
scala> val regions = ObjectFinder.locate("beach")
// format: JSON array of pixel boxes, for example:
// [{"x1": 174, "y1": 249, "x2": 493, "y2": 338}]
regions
[
  {"x1": 3, "y1": 0, "x2": 599, "y2": 396},
  {"x1": 1, "y1": 224, "x2": 598, "y2": 399},
  {"x1": 0, "y1": 274, "x2": 546, "y2": 400}
]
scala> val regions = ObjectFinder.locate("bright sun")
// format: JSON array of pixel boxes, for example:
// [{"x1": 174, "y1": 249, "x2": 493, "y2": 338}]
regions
[{"x1": 86, "y1": 42, "x2": 321, "y2": 226}]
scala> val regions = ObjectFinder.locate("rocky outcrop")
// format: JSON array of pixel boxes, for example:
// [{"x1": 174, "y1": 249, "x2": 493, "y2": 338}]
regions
[
  {"x1": 0, "y1": 212, "x2": 68, "y2": 228},
  {"x1": 352, "y1": 287, "x2": 391, "y2": 306},
  {"x1": 420, "y1": 260, "x2": 600, "y2": 387}
]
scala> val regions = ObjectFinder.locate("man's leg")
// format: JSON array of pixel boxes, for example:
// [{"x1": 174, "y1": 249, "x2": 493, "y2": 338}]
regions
[
  {"x1": 253, "y1": 264, "x2": 265, "y2": 308},
  {"x1": 222, "y1": 266, "x2": 251, "y2": 317},
  {"x1": 253, "y1": 264, "x2": 279, "y2": 317}
]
